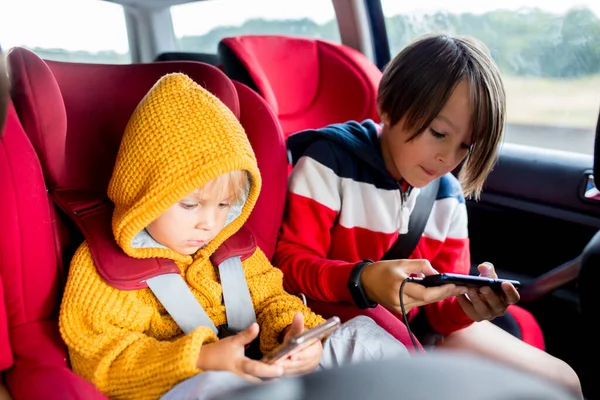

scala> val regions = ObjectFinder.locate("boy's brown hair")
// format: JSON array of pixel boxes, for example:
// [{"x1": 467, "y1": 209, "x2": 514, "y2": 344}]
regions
[{"x1": 377, "y1": 33, "x2": 506, "y2": 198}]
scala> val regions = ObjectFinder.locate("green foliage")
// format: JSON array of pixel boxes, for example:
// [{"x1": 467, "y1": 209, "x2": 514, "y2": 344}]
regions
[
  {"x1": 179, "y1": 18, "x2": 340, "y2": 52},
  {"x1": 385, "y1": 7, "x2": 600, "y2": 78},
  {"x1": 26, "y1": 7, "x2": 599, "y2": 78}
]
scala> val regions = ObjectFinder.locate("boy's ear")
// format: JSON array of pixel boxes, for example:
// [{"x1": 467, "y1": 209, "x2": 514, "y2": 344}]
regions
[{"x1": 377, "y1": 105, "x2": 391, "y2": 127}]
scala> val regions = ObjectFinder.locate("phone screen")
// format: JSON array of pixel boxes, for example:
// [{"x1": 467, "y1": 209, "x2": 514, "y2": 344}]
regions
[{"x1": 262, "y1": 316, "x2": 341, "y2": 364}]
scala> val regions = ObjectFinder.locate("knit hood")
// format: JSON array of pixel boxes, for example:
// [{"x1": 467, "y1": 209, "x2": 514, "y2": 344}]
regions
[{"x1": 107, "y1": 73, "x2": 261, "y2": 263}]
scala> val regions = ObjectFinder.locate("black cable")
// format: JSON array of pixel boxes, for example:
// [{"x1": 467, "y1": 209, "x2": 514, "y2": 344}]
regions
[{"x1": 399, "y1": 278, "x2": 424, "y2": 353}]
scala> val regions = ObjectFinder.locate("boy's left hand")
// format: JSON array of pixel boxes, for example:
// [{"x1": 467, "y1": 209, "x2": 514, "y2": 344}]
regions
[
  {"x1": 457, "y1": 262, "x2": 520, "y2": 322},
  {"x1": 277, "y1": 313, "x2": 322, "y2": 376}
]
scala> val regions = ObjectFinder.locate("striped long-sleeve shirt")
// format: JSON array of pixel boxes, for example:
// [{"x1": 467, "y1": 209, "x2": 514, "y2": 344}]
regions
[{"x1": 274, "y1": 120, "x2": 474, "y2": 335}]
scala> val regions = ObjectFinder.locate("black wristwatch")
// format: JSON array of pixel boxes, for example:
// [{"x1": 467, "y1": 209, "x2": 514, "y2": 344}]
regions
[{"x1": 347, "y1": 260, "x2": 377, "y2": 309}]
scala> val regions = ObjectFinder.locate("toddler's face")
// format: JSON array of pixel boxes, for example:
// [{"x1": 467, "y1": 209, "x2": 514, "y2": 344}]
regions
[{"x1": 146, "y1": 177, "x2": 234, "y2": 255}]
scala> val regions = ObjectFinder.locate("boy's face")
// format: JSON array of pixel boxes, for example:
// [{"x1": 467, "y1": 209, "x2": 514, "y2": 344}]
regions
[
  {"x1": 380, "y1": 80, "x2": 473, "y2": 188},
  {"x1": 146, "y1": 177, "x2": 234, "y2": 255}
]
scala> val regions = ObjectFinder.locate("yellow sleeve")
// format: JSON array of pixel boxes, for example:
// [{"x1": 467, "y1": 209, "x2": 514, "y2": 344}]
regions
[
  {"x1": 58, "y1": 243, "x2": 218, "y2": 400},
  {"x1": 244, "y1": 248, "x2": 326, "y2": 354}
]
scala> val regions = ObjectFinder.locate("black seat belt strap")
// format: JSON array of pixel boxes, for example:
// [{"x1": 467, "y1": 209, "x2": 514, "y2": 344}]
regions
[{"x1": 381, "y1": 178, "x2": 440, "y2": 260}]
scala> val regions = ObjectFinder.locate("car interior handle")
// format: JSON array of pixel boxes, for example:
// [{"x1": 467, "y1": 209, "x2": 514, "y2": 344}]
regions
[{"x1": 583, "y1": 173, "x2": 600, "y2": 201}]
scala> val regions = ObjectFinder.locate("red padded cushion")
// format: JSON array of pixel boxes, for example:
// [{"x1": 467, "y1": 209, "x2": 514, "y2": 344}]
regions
[
  {"x1": 0, "y1": 103, "x2": 61, "y2": 328},
  {"x1": 232, "y1": 80, "x2": 287, "y2": 259},
  {"x1": 224, "y1": 36, "x2": 319, "y2": 116},
  {"x1": 9, "y1": 47, "x2": 287, "y2": 260},
  {"x1": 9, "y1": 47, "x2": 240, "y2": 193},
  {"x1": 220, "y1": 36, "x2": 382, "y2": 137},
  {"x1": 7, "y1": 321, "x2": 106, "y2": 399},
  {"x1": 210, "y1": 226, "x2": 257, "y2": 266},
  {"x1": 0, "y1": 278, "x2": 13, "y2": 370},
  {"x1": 51, "y1": 190, "x2": 180, "y2": 291},
  {"x1": 7, "y1": 48, "x2": 67, "y2": 189},
  {"x1": 0, "y1": 103, "x2": 106, "y2": 397},
  {"x1": 507, "y1": 304, "x2": 545, "y2": 351},
  {"x1": 50, "y1": 59, "x2": 239, "y2": 192}
]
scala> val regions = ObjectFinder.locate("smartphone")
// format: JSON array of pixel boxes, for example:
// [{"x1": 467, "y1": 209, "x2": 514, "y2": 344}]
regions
[
  {"x1": 262, "y1": 316, "x2": 341, "y2": 364},
  {"x1": 409, "y1": 273, "x2": 521, "y2": 292}
]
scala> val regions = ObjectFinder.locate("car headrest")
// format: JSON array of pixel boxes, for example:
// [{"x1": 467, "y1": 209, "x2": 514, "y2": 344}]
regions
[
  {"x1": 218, "y1": 35, "x2": 382, "y2": 137},
  {"x1": 8, "y1": 48, "x2": 240, "y2": 193}
]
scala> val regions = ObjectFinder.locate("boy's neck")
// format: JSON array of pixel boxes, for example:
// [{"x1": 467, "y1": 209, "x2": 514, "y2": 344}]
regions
[{"x1": 378, "y1": 131, "x2": 403, "y2": 183}]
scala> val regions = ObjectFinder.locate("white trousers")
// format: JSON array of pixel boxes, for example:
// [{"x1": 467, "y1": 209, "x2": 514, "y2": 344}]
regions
[{"x1": 160, "y1": 316, "x2": 410, "y2": 400}]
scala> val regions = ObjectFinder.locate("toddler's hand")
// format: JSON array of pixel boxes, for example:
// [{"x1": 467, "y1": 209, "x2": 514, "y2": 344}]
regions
[
  {"x1": 277, "y1": 313, "x2": 323, "y2": 376},
  {"x1": 197, "y1": 323, "x2": 283, "y2": 382}
]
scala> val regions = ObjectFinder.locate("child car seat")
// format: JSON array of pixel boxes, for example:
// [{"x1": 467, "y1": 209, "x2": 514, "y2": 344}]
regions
[
  {"x1": 218, "y1": 35, "x2": 382, "y2": 140},
  {"x1": 4, "y1": 47, "x2": 287, "y2": 398}
]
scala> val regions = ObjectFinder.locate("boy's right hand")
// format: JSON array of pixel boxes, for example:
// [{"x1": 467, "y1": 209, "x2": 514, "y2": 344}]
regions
[
  {"x1": 196, "y1": 323, "x2": 284, "y2": 383},
  {"x1": 361, "y1": 259, "x2": 467, "y2": 314}
]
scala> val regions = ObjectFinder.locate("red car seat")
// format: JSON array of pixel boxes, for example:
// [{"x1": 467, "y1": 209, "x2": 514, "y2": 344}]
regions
[
  {"x1": 0, "y1": 100, "x2": 106, "y2": 399},
  {"x1": 8, "y1": 48, "x2": 287, "y2": 261},
  {"x1": 4, "y1": 47, "x2": 287, "y2": 398},
  {"x1": 218, "y1": 35, "x2": 382, "y2": 139},
  {"x1": 0, "y1": 69, "x2": 14, "y2": 377},
  {"x1": 0, "y1": 276, "x2": 13, "y2": 375}
]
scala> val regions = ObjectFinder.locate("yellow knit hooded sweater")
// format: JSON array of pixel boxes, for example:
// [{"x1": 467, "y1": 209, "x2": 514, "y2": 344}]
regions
[{"x1": 58, "y1": 73, "x2": 324, "y2": 400}]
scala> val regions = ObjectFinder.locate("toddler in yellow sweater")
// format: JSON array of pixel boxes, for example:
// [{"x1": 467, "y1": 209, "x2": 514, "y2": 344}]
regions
[{"x1": 58, "y1": 73, "x2": 410, "y2": 400}]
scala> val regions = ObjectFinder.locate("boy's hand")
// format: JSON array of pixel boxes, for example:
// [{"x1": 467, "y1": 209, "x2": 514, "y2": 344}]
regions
[
  {"x1": 196, "y1": 323, "x2": 283, "y2": 382},
  {"x1": 277, "y1": 313, "x2": 322, "y2": 376},
  {"x1": 361, "y1": 259, "x2": 468, "y2": 314},
  {"x1": 457, "y1": 262, "x2": 520, "y2": 322}
]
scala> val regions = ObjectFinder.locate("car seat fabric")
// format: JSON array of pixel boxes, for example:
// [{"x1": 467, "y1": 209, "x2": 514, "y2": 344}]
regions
[
  {"x1": 0, "y1": 50, "x2": 12, "y2": 372},
  {"x1": 0, "y1": 277, "x2": 13, "y2": 372},
  {"x1": 505, "y1": 304, "x2": 544, "y2": 350},
  {"x1": 218, "y1": 35, "x2": 382, "y2": 139},
  {"x1": 0, "y1": 101, "x2": 107, "y2": 399},
  {"x1": 10, "y1": 52, "x2": 240, "y2": 192},
  {"x1": 5, "y1": 47, "x2": 287, "y2": 397},
  {"x1": 9, "y1": 48, "x2": 286, "y2": 259},
  {"x1": 230, "y1": 80, "x2": 288, "y2": 259}
]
